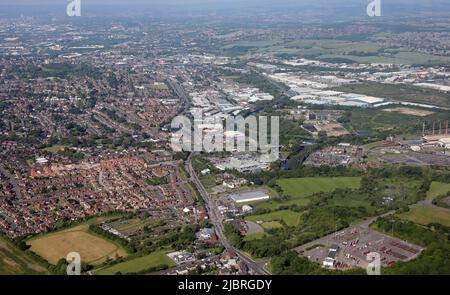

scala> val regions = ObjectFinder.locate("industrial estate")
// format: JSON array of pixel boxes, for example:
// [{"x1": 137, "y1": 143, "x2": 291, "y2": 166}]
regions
[{"x1": 0, "y1": 0, "x2": 449, "y2": 277}]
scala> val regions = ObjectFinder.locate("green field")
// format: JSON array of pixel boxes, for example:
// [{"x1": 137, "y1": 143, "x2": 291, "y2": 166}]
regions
[
  {"x1": 345, "y1": 108, "x2": 422, "y2": 134},
  {"x1": 148, "y1": 82, "x2": 168, "y2": 90},
  {"x1": 255, "y1": 177, "x2": 361, "y2": 210},
  {"x1": 200, "y1": 174, "x2": 217, "y2": 191},
  {"x1": 277, "y1": 177, "x2": 361, "y2": 198},
  {"x1": 246, "y1": 210, "x2": 302, "y2": 227},
  {"x1": 260, "y1": 221, "x2": 283, "y2": 230},
  {"x1": 399, "y1": 206, "x2": 450, "y2": 227},
  {"x1": 426, "y1": 182, "x2": 450, "y2": 201},
  {"x1": 94, "y1": 249, "x2": 175, "y2": 275},
  {"x1": 43, "y1": 145, "x2": 66, "y2": 154}
]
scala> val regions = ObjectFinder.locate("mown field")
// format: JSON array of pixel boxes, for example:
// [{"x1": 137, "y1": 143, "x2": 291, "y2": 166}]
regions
[
  {"x1": 399, "y1": 206, "x2": 450, "y2": 227},
  {"x1": 27, "y1": 224, "x2": 128, "y2": 265},
  {"x1": 94, "y1": 249, "x2": 175, "y2": 275},
  {"x1": 426, "y1": 182, "x2": 450, "y2": 201}
]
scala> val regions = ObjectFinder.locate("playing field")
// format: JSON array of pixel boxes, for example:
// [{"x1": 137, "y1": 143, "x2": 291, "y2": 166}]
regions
[
  {"x1": 94, "y1": 249, "x2": 175, "y2": 275},
  {"x1": 426, "y1": 182, "x2": 450, "y2": 201},
  {"x1": 399, "y1": 206, "x2": 450, "y2": 227},
  {"x1": 246, "y1": 210, "x2": 302, "y2": 227},
  {"x1": 28, "y1": 225, "x2": 128, "y2": 265}
]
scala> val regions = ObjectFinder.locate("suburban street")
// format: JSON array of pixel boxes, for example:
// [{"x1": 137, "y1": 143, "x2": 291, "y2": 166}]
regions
[{"x1": 185, "y1": 153, "x2": 271, "y2": 275}]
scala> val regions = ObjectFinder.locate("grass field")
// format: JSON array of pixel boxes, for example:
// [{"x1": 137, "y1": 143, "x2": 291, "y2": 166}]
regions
[
  {"x1": 261, "y1": 221, "x2": 283, "y2": 230},
  {"x1": 0, "y1": 237, "x2": 47, "y2": 275},
  {"x1": 94, "y1": 249, "x2": 175, "y2": 275},
  {"x1": 426, "y1": 182, "x2": 450, "y2": 201},
  {"x1": 255, "y1": 177, "x2": 361, "y2": 211},
  {"x1": 399, "y1": 206, "x2": 450, "y2": 227},
  {"x1": 28, "y1": 224, "x2": 128, "y2": 265},
  {"x1": 344, "y1": 108, "x2": 421, "y2": 133},
  {"x1": 276, "y1": 177, "x2": 361, "y2": 199},
  {"x1": 43, "y1": 145, "x2": 66, "y2": 154},
  {"x1": 246, "y1": 210, "x2": 302, "y2": 227}
]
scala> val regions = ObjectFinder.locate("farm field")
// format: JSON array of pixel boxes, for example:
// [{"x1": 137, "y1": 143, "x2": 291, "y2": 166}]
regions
[
  {"x1": 27, "y1": 224, "x2": 128, "y2": 265},
  {"x1": 0, "y1": 236, "x2": 47, "y2": 275},
  {"x1": 94, "y1": 249, "x2": 175, "y2": 275},
  {"x1": 246, "y1": 210, "x2": 302, "y2": 227},
  {"x1": 426, "y1": 182, "x2": 450, "y2": 201},
  {"x1": 399, "y1": 206, "x2": 450, "y2": 227}
]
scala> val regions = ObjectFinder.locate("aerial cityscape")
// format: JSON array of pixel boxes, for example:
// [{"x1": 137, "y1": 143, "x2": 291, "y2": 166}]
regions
[{"x1": 0, "y1": 0, "x2": 449, "y2": 278}]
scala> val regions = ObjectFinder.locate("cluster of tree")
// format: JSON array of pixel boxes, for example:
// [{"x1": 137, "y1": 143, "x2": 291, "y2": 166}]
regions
[
  {"x1": 49, "y1": 258, "x2": 93, "y2": 275},
  {"x1": 57, "y1": 148, "x2": 85, "y2": 162},
  {"x1": 188, "y1": 264, "x2": 217, "y2": 275},
  {"x1": 236, "y1": 71, "x2": 287, "y2": 98},
  {"x1": 433, "y1": 192, "x2": 450, "y2": 209},
  {"x1": 271, "y1": 251, "x2": 364, "y2": 275},
  {"x1": 224, "y1": 223, "x2": 288, "y2": 258},
  {"x1": 145, "y1": 176, "x2": 168, "y2": 186},
  {"x1": 174, "y1": 152, "x2": 189, "y2": 161},
  {"x1": 107, "y1": 73, "x2": 120, "y2": 89},
  {"x1": 21, "y1": 63, "x2": 101, "y2": 79},
  {"x1": 114, "y1": 264, "x2": 169, "y2": 275},
  {"x1": 150, "y1": 224, "x2": 199, "y2": 252}
]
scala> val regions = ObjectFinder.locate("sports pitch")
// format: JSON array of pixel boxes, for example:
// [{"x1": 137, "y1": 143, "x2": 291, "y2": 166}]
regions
[{"x1": 27, "y1": 224, "x2": 128, "y2": 265}]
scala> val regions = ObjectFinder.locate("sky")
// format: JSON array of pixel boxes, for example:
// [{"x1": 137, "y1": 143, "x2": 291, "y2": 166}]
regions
[{"x1": 0, "y1": 0, "x2": 448, "y2": 19}]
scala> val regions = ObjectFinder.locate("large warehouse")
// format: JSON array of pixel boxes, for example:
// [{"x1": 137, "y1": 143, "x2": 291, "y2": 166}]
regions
[{"x1": 229, "y1": 191, "x2": 270, "y2": 203}]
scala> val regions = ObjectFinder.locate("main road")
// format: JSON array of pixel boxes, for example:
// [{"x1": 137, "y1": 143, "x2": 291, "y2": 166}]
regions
[{"x1": 185, "y1": 153, "x2": 271, "y2": 275}]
